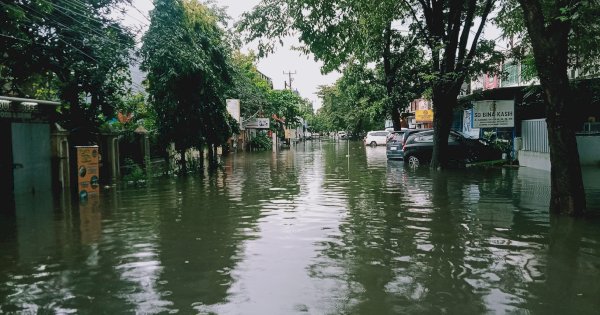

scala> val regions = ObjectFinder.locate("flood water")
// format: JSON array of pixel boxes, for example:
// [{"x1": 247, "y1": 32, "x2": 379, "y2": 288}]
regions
[{"x1": 1, "y1": 140, "x2": 600, "y2": 314}]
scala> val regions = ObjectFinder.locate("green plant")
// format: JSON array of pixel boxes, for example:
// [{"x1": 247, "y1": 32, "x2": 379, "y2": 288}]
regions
[
  {"x1": 249, "y1": 133, "x2": 272, "y2": 151},
  {"x1": 123, "y1": 158, "x2": 147, "y2": 183}
]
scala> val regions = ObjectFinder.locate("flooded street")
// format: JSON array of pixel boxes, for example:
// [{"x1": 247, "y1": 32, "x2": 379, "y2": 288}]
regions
[{"x1": 1, "y1": 140, "x2": 600, "y2": 314}]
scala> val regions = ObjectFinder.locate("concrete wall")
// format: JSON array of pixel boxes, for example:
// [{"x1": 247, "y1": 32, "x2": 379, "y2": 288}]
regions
[
  {"x1": 519, "y1": 135, "x2": 600, "y2": 171},
  {"x1": 577, "y1": 135, "x2": 600, "y2": 166},
  {"x1": 518, "y1": 150, "x2": 551, "y2": 171}
]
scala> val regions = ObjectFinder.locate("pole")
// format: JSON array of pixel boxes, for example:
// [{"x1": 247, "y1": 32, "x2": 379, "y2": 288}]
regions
[{"x1": 283, "y1": 70, "x2": 297, "y2": 90}]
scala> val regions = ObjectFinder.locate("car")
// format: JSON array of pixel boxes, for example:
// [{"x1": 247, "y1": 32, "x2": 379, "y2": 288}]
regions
[
  {"x1": 402, "y1": 130, "x2": 501, "y2": 167},
  {"x1": 338, "y1": 131, "x2": 348, "y2": 139},
  {"x1": 386, "y1": 129, "x2": 431, "y2": 159},
  {"x1": 364, "y1": 130, "x2": 389, "y2": 146}
]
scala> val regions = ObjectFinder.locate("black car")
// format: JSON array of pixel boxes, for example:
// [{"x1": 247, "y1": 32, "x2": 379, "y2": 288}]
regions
[
  {"x1": 386, "y1": 129, "x2": 431, "y2": 160},
  {"x1": 402, "y1": 130, "x2": 501, "y2": 167}
]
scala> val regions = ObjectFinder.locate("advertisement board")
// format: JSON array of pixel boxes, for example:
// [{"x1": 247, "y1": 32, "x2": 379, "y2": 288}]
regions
[
  {"x1": 472, "y1": 100, "x2": 514, "y2": 128},
  {"x1": 415, "y1": 109, "x2": 434, "y2": 122},
  {"x1": 76, "y1": 146, "x2": 100, "y2": 200},
  {"x1": 244, "y1": 118, "x2": 270, "y2": 129},
  {"x1": 285, "y1": 128, "x2": 297, "y2": 139}
]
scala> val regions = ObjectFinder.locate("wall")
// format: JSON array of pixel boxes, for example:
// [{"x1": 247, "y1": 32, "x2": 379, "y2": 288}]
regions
[
  {"x1": 519, "y1": 135, "x2": 600, "y2": 171},
  {"x1": 577, "y1": 135, "x2": 600, "y2": 166}
]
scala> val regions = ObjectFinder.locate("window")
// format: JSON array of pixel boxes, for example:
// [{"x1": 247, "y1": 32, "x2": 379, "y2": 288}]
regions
[
  {"x1": 502, "y1": 62, "x2": 519, "y2": 87},
  {"x1": 388, "y1": 132, "x2": 403, "y2": 141},
  {"x1": 414, "y1": 134, "x2": 434, "y2": 143},
  {"x1": 448, "y1": 134, "x2": 460, "y2": 143}
]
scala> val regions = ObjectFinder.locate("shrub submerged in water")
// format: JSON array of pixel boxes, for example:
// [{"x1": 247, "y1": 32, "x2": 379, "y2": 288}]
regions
[{"x1": 249, "y1": 134, "x2": 272, "y2": 151}]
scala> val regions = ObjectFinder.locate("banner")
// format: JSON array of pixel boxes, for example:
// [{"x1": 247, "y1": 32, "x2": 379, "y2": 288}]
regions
[
  {"x1": 76, "y1": 146, "x2": 99, "y2": 200},
  {"x1": 472, "y1": 100, "x2": 514, "y2": 128},
  {"x1": 463, "y1": 109, "x2": 480, "y2": 138}
]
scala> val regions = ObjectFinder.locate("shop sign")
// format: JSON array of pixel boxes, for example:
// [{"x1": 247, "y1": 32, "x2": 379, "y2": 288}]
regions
[
  {"x1": 472, "y1": 100, "x2": 514, "y2": 128},
  {"x1": 244, "y1": 118, "x2": 270, "y2": 129},
  {"x1": 415, "y1": 109, "x2": 434, "y2": 122}
]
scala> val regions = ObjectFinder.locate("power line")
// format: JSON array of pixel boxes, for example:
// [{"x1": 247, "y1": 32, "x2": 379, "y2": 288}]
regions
[{"x1": 0, "y1": 33, "x2": 31, "y2": 43}]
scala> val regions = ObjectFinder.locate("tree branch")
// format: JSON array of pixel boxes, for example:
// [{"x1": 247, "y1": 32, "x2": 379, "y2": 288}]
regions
[
  {"x1": 459, "y1": 0, "x2": 494, "y2": 73},
  {"x1": 401, "y1": 0, "x2": 435, "y2": 49},
  {"x1": 456, "y1": 0, "x2": 477, "y2": 64}
]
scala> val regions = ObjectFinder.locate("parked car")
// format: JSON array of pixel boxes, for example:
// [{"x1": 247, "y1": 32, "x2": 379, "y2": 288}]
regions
[
  {"x1": 338, "y1": 131, "x2": 348, "y2": 139},
  {"x1": 386, "y1": 129, "x2": 432, "y2": 159},
  {"x1": 364, "y1": 130, "x2": 389, "y2": 146},
  {"x1": 403, "y1": 130, "x2": 501, "y2": 167}
]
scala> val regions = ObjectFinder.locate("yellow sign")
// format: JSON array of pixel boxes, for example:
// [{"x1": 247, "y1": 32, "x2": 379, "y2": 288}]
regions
[
  {"x1": 415, "y1": 109, "x2": 434, "y2": 122},
  {"x1": 76, "y1": 146, "x2": 100, "y2": 199}
]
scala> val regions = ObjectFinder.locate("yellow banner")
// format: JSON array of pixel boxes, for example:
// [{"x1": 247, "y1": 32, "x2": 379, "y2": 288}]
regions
[{"x1": 415, "y1": 109, "x2": 434, "y2": 122}]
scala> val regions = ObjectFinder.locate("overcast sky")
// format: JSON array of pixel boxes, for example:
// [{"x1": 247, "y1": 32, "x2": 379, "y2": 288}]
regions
[{"x1": 127, "y1": 0, "x2": 340, "y2": 109}]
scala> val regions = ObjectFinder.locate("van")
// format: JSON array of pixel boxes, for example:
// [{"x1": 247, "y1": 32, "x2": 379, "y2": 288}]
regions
[{"x1": 364, "y1": 130, "x2": 389, "y2": 146}]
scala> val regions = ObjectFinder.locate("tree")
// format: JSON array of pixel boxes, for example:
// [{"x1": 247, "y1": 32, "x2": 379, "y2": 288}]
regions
[
  {"x1": 315, "y1": 64, "x2": 386, "y2": 135},
  {"x1": 239, "y1": 0, "x2": 502, "y2": 168},
  {"x1": 404, "y1": 0, "x2": 501, "y2": 169},
  {"x1": 505, "y1": 0, "x2": 599, "y2": 215},
  {"x1": 141, "y1": 0, "x2": 237, "y2": 171},
  {"x1": 0, "y1": 0, "x2": 135, "y2": 141},
  {"x1": 226, "y1": 51, "x2": 272, "y2": 119},
  {"x1": 238, "y1": 0, "x2": 428, "y2": 131}
]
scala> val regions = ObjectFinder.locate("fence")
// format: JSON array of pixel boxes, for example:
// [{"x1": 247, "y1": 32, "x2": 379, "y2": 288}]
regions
[{"x1": 521, "y1": 119, "x2": 549, "y2": 153}]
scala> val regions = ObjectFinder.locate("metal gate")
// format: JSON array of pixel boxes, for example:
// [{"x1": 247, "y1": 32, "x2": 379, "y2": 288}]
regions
[
  {"x1": 11, "y1": 123, "x2": 52, "y2": 194},
  {"x1": 521, "y1": 119, "x2": 550, "y2": 153}
]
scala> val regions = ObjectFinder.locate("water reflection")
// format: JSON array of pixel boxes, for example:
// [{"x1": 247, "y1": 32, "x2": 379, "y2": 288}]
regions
[{"x1": 1, "y1": 141, "x2": 599, "y2": 314}]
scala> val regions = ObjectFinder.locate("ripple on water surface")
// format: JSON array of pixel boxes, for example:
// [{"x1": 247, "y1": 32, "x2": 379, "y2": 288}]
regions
[{"x1": 1, "y1": 142, "x2": 600, "y2": 314}]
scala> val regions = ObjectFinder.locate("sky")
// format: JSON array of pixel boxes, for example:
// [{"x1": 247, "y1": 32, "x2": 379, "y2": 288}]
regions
[{"x1": 126, "y1": 0, "x2": 341, "y2": 109}]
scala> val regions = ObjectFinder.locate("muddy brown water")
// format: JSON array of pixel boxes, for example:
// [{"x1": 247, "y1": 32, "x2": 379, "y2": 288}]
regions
[{"x1": 1, "y1": 140, "x2": 599, "y2": 314}]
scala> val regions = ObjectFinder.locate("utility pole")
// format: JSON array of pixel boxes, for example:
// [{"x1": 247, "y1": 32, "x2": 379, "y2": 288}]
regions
[{"x1": 283, "y1": 70, "x2": 296, "y2": 90}]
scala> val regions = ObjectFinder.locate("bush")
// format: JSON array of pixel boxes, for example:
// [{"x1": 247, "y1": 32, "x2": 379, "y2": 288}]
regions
[
  {"x1": 122, "y1": 158, "x2": 147, "y2": 183},
  {"x1": 249, "y1": 133, "x2": 272, "y2": 151}
]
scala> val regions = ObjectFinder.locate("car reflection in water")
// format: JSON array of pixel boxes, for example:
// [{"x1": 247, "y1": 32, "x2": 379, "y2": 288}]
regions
[{"x1": 365, "y1": 143, "x2": 388, "y2": 169}]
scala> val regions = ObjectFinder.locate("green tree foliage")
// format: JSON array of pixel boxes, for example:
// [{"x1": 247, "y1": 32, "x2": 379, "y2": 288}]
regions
[
  {"x1": 404, "y1": 0, "x2": 501, "y2": 169},
  {"x1": 141, "y1": 0, "x2": 237, "y2": 170},
  {"x1": 226, "y1": 51, "x2": 272, "y2": 118},
  {"x1": 238, "y1": 0, "x2": 428, "y2": 130},
  {"x1": 316, "y1": 64, "x2": 386, "y2": 135},
  {"x1": 239, "y1": 0, "x2": 502, "y2": 168},
  {"x1": 0, "y1": 0, "x2": 135, "y2": 141}
]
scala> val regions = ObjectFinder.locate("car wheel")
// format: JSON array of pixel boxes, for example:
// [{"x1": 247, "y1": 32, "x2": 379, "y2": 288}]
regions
[
  {"x1": 407, "y1": 155, "x2": 420, "y2": 168},
  {"x1": 370, "y1": 141, "x2": 377, "y2": 147}
]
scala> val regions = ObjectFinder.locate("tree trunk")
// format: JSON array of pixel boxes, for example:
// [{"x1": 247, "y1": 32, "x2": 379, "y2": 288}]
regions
[
  {"x1": 207, "y1": 144, "x2": 214, "y2": 168},
  {"x1": 382, "y1": 22, "x2": 402, "y2": 131},
  {"x1": 546, "y1": 101, "x2": 586, "y2": 215},
  {"x1": 518, "y1": 0, "x2": 586, "y2": 216},
  {"x1": 430, "y1": 87, "x2": 457, "y2": 169},
  {"x1": 179, "y1": 149, "x2": 187, "y2": 174},
  {"x1": 198, "y1": 146, "x2": 205, "y2": 170}
]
